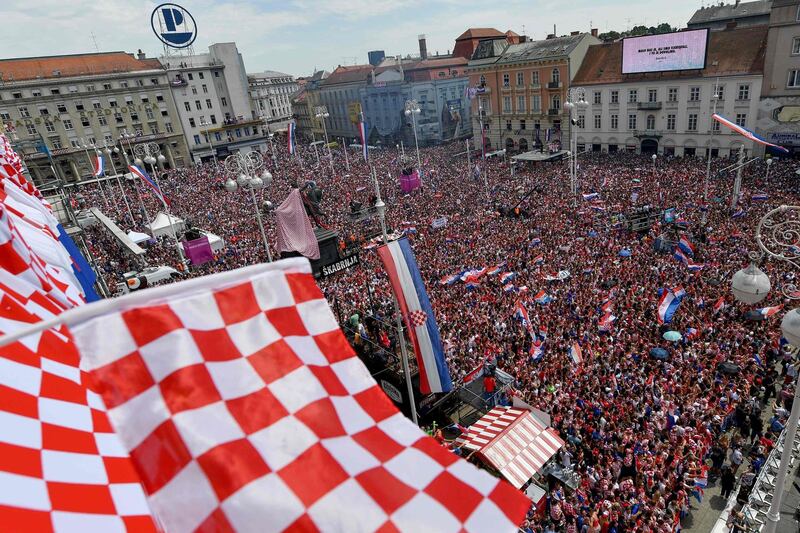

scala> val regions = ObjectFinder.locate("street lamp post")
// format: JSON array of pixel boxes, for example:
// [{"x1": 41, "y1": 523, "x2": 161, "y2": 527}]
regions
[
  {"x1": 404, "y1": 99, "x2": 422, "y2": 172},
  {"x1": 651, "y1": 153, "x2": 657, "y2": 174},
  {"x1": 199, "y1": 119, "x2": 218, "y2": 166},
  {"x1": 118, "y1": 131, "x2": 151, "y2": 225},
  {"x1": 766, "y1": 157, "x2": 774, "y2": 187},
  {"x1": 223, "y1": 151, "x2": 273, "y2": 262},
  {"x1": 314, "y1": 106, "x2": 335, "y2": 175},
  {"x1": 702, "y1": 85, "x2": 721, "y2": 225},
  {"x1": 563, "y1": 88, "x2": 589, "y2": 207},
  {"x1": 133, "y1": 141, "x2": 186, "y2": 267},
  {"x1": 259, "y1": 115, "x2": 276, "y2": 163},
  {"x1": 102, "y1": 143, "x2": 134, "y2": 224},
  {"x1": 731, "y1": 206, "x2": 800, "y2": 533},
  {"x1": 731, "y1": 145, "x2": 746, "y2": 209},
  {"x1": 80, "y1": 138, "x2": 110, "y2": 208},
  {"x1": 341, "y1": 137, "x2": 350, "y2": 171},
  {"x1": 477, "y1": 102, "x2": 489, "y2": 197}
]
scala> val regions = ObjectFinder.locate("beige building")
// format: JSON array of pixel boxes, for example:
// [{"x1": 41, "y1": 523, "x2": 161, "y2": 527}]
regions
[
  {"x1": 0, "y1": 51, "x2": 189, "y2": 185},
  {"x1": 757, "y1": 0, "x2": 800, "y2": 153},
  {"x1": 248, "y1": 71, "x2": 298, "y2": 132}
]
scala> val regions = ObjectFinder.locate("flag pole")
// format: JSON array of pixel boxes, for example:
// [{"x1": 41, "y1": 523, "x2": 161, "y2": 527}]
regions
[{"x1": 365, "y1": 113, "x2": 418, "y2": 425}]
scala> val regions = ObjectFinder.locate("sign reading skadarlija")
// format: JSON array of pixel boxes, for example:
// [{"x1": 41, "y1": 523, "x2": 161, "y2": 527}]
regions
[{"x1": 151, "y1": 3, "x2": 197, "y2": 49}]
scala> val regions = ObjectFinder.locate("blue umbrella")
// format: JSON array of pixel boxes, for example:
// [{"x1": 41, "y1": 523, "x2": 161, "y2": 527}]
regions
[
  {"x1": 619, "y1": 249, "x2": 632, "y2": 258},
  {"x1": 650, "y1": 348, "x2": 669, "y2": 360},
  {"x1": 663, "y1": 331, "x2": 682, "y2": 342},
  {"x1": 588, "y1": 230, "x2": 598, "y2": 238}
]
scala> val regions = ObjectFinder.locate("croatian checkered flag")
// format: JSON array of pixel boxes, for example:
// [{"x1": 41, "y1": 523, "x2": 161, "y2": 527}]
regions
[{"x1": 65, "y1": 258, "x2": 530, "y2": 532}]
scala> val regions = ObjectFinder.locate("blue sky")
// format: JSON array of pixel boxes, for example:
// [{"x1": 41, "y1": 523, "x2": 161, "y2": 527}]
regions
[{"x1": 2, "y1": 0, "x2": 702, "y2": 76}]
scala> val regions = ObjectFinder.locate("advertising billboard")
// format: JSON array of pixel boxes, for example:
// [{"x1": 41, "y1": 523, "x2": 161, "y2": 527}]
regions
[{"x1": 622, "y1": 29, "x2": 709, "y2": 74}]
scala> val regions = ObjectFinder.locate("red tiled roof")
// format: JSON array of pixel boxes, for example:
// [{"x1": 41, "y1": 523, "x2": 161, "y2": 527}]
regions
[
  {"x1": 573, "y1": 26, "x2": 767, "y2": 85},
  {"x1": 0, "y1": 52, "x2": 163, "y2": 82},
  {"x1": 456, "y1": 28, "x2": 506, "y2": 41},
  {"x1": 321, "y1": 64, "x2": 373, "y2": 86}
]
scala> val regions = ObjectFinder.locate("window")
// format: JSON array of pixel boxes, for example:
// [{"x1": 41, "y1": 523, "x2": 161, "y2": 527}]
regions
[
  {"x1": 506, "y1": 120, "x2": 512, "y2": 131},
  {"x1": 531, "y1": 95, "x2": 541, "y2": 111},
  {"x1": 189, "y1": 118, "x2": 196, "y2": 128},
  {"x1": 199, "y1": 72, "x2": 204, "y2": 79},
  {"x1": 98, "y1": 115, "x2": 107, "y2": 126},
  {"x1": 165, "y1": 122, "x2": 174, "y2": 133},
  {"x1": 86, "y1": 85, "x2": 95, "y2": 92},
  {"x1": 646, "y1": 115, "x2": 655, "y2": 130},
  {"x1": 104, "y1": 134, "x2": 113, "y2": 145},
  {"x1": 103, "y1": 83, "x2": 112, "y2": 90},
  {"x1": 130, "y1": 112, "x2": 139, "y2": 122},
  {"x1": 50, "y1": 88, "x2": 60, "y2": 95},
  {"x1": 689, "y1": 87, "x2": 700, "y2": 102},
  {"x1": 551, "y1": 94, "x2": 560, "y2": 110},
  {"x1": 115, "y1": 113, "x2": 123, "y2": 124},
  {"x1": 161, "y1": 109, "x2": 169, "y2": 117},
  {"x1": 214, "y1": 71, "x2": 220, "y2": 78},
  {"x1": 75, "y1": 102, "x2": 84, "y2": 111},
  {"x1": 56, "y1": 103, "x2": 67, "y2": 113},
  {"x1": 156, "y1": 94, "x2": 164, "y2": 102},
  {"x1": 735, "y1": 113, "x2": 747, "y2": 127},
  {"x1": 235, "y1": 128, "x2": 242, "y2": 138},
  {"x1": 667, "y1": 88, "x2": 678, "y2": 102},
  {"x1": 531, "y1": 71, "x2": 539, "y2": 85},
  {"x1": 628, "y1": 114, "x2": 637, "y2": 130},
  {"x1": 120, "y1": 81, "x2": 128, "y2": 88},
  {"x1": 188, "y1": 73, "x2": 194, "y2": 81},
  {"x1": 0, "y1": 111, "x2": 8, "y2": 121},
  {"x1": 193, "y1": 134, "x2": 201, "y2": 144},
  {"x1": 191, "y1": 86, "x2": 198, "y2": 95},
  {"x1": 628, "y1": 89, "x2": 638, "y2": 103},
  {"x1": 594, "y1": 115, "x2": 601, "y2": 129},
  {"x1": 687, "y1": 113, "x2": 698, "y2": 131},
  {"x1": 124, "y1": 96, "x2": 133, "y2": 105},
  {"x1": 593, "y1": 91, "x2": 601, "y2": 105},
  {"x1": 648, "y1": 89, "x2": 657, "y2": 103},
  {"x1": 140, "y1": 96, "x2": 149, "y2": 104},
  {"x1": 516, "y1": 72, "x2": 524, "y2": 86},
  {"x1": 51, "y1": 138, "x2": 62, "y2": 150},
  {"x1": 715, "y1": 84, "x2": 725, "y2": 100},
  {"x1": 146, "y1": 108, "x2": 154, "y2": 120},
  {"x1": 214, "y1": 132, "x2": 222, "y2": 141},
  {"x1": 789, "y1": 70, "x2": 800, "y2": 88},
  {"x1": 520, "y1": 119, "x2": 526, "y2": 130},
  {"x1": 12, "y1": 92, "x2": 22, "y2": 99},
  {"x1": 503, "y1": 73, "x2": 510, "y2": 87},
  {"x1": 202, "y1": 84, "x2": 208, "y2": 93},
  {"x1": 25, "y1": 124, "x2": 36, "y2": 135},
  {"x1": 87, "y1": 136, "x2": 96, "y2": 145},
  {"x1": 184, "y1": 102, "x2": 191, "y2": 112},
  {"x1": 793, "y1": 37, "x2": 800, "y2": 55},
  {"x1": 503, "y1": 96, "x2": 512, "y2": 113},
  {"x1": 206, "y1": 99, "x2": 212, "y2": 109},
  {"x1": 738, "y1": 84, "x2": 750, "y2": 100},
  {"x1": 517, "y1": 95, "x2": 525, "y2": 113},
  {"x1": 93, "y1": 101, "x2": 101, "y2": 109},
  {"x1": 63, "y1": 119, "x2": 73, "y2": 130},
  {"x1": 81, "y1": 117, "x2": 90, "y2": 127},
  {"x1": 195, "y1": 100, "x2": 202, "y2": 110},
  {"x1": 577, "y1": 115, "x2": 585, "y2": 128},
  {"x1": 210, "y1": 114, "x2": 217, "y2": 124},
  {"x1": 31, "y1": 90, "x2": 41, "y2": 97},
  {"x1": 39, "y1": 107, "x2": 49, "y2": 116},
  {"x1": 610, "y1": 90, "x2": 619, "y2": 104},
  {"x1": 151, "y1": 78, "x2": 159, "y2": 85},
  {"x1": 18, "y1": 106, "x2": 30, "y2": 118},
  {"x1": 109, "y1": 99, "x2": 117, "y2": 108},
  {"x1": 479, "y1": 75, "x2": 486, "y2": 86},
  {"x1": 136, "y1": 79, "x2": 144, "y2": 87},
  {"x1": 45, "y1": 122, "x2": 56, "y2": 133},
  {"x1": 551, "y1": 68, "x2": 560, "y2": 84},
  {"x1": 667, "y1": 114, "x2": 676, "y2": 130},
  {"x1": 712, "y1": 119, "x2": 720, "y2": 132}
]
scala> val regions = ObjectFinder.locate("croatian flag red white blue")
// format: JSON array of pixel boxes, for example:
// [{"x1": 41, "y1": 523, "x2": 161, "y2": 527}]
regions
[
  {"x1": 678, "y1": 235, "x2": 694, "y2": 257},
  {"x1": 657, "y1": 288, "x2": 683, "y2": 324},
  {"x1": 757, "y1": 304, "x2": 783, "y2": 318},
  {"x1": 287, "y1": 121, "x2": 297, "y2": 155},
  {"x1": 93, "y1": 154, "x2": 104, "y2": 177},
  {"x1": 128, "y1": 164, "x2": 170, "y2": 207},
  {"x1": 378, "y1": 238, "x2": 452, "y2": 394},
  {"x1": 358, "y1": 118, "x2": 369, "y2": 162},
  {"x1": 569, "y1": 343, "x2": 583, "y2": 365},
  {"x1": 712, "y1": 113, "x2": 790, "y2": 153}
]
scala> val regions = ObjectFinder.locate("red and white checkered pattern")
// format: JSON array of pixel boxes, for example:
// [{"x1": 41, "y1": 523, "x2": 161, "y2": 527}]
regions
[
  {"x1": 454, "y1": 407, "x2": 565, "y2": 488},
  {"x1": 71, "y1": 258, "x2": 531, "y2": 532},
  {"x1": 0, "y1": 135, "x2": 156, "y2": 531},
  {"x1": 408, "y1": 309, "x2": 428, "y2": 328}
]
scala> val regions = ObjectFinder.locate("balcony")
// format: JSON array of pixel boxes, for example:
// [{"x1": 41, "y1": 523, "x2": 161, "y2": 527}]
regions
[
  {"x1": 634, "y1": 129, "x2": 663, "y2": 138},
  {"x1": 529, "y1": 83, "x2": 541, "y2": 91},
  {"x1": 547, "y1": 81, "x2": 562, "y2": 89},
  {"x1": 637, "y1": 101, "x2": 662, "y2": 110},
  {"x1": 548, "y1": 108, "x2": 562, "y2": 116}
]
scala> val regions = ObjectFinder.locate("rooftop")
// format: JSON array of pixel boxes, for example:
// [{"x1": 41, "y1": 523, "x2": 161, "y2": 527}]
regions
[
  {"x1": 0, "y1": 51, "x2": 163, "y2": 82},
  {"x1": 497, "y1": 33, "x2": 588, "y2": 64},
  {"x1": 456, "y1": 28, "x2": 507, "y2": 41},
  {"x1": 688, "y1": 0, "x2": 772, "y2": 25},
  {"x1": 572, "y1": 25, "x2": 768, "y2": 85},
  {"x1": 320, "y1": 64, "x2": 374, "y2": 86},
  {"x1": 248, "y1": 70, "x2": 293, "y2": 80}
]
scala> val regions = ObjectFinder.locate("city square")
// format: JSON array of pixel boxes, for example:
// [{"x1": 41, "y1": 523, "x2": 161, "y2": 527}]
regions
[{"x1": 1, "y1": 1, "x2": 800, "y2": 532}]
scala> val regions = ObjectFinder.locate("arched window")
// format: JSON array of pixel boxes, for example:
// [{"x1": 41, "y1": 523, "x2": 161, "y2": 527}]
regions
[
  {"x1": 646, "y1": 114, "x2": 656, "y2": 130},
  {"x1": 552, "y1": 94, "x2": 561, "y2": 110},
  {"x1": 552, "y1": 68, "x2": 560, "y2": 84},
  {"x1": 479, "y1": 75, "x2": 486, "y2": 87}
]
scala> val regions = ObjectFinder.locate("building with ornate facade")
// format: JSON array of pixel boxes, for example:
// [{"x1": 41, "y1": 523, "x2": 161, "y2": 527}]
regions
[
  {"x1": 572, "y1": 25, "x2": 767, "y2": 157},
  {"x1": 466, "y1": 31, "x2": 600, "y2": 153},
  {"x1": 159, "y1": 43, "x2": 268, "y2": 163},
  {"x1": 0, "y1": 51, "x2": 189, "y2": 185},
  {"x1": 248, "y1": 71, "x2": 298, "y2": 133}
]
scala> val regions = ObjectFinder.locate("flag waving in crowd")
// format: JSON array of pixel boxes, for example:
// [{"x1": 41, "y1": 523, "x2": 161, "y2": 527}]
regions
[
  {"x1": 93, "y1": 154, "x2": 104, "y2": 177},
  {"x1": 129, "y1": 164, "x2": 170, "y2": 207}
]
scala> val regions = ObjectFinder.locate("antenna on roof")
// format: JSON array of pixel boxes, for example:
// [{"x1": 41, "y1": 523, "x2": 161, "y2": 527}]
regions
[{"x1": 90, "y1": 32, "x2": 100, "y2": 53}]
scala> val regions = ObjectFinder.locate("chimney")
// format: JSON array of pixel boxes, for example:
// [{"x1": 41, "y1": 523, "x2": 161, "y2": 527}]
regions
[
  {"x1": 591, "y1": 28, "x2": 599, "y2": 37},
  {"x1": 137, "y1": 49, "x2": 146, "y2": 60},
  {"x1": 726, "y1": 20, "x2": 738, "y2": 30},
  {"x1": 418, "y1": 34, "x2": 428, "y2": 60},
  {"x1": 571, "y1": 31, "x2": 580, "y2": 36},
  {"x1": 547, "y1": 34, "x2": 556, "y2": 40}
]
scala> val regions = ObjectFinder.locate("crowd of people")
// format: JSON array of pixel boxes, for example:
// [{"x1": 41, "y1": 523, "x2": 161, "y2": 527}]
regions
[{"x1": 70, "y1": 137, "x2": 799, "y2": 532}]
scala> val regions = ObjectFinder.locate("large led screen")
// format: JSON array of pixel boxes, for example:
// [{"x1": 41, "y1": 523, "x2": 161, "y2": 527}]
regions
[{"x1": 621, "y1": 29, "x2": 709, "y2": 74}]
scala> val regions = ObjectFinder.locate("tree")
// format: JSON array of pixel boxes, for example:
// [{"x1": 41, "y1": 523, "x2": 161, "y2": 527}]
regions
[{"x1": 599, "y1": 30, "x2": 621, "y2": 42}]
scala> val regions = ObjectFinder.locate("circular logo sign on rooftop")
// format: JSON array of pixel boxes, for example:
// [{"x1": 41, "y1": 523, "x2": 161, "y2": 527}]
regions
[{"x1": 151, "y1": 3, "x2": 197, "y2": 49}]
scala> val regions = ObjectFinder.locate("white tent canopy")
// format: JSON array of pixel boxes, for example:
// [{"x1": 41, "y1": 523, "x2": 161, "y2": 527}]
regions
[
  {"x1": 146, "y1": 212, "x2": 185, "y2": 238},
  {"x1": 200, "y1": 231, "x2": 225, "y2": 252},
  {"x1": 126, "y1": 230, "x2": 151, "y2": 244}
]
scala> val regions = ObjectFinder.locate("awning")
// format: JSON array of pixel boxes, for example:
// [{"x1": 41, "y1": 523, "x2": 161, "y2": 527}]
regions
[{"x1": 455, "y1": 406, "x2": 564, "y2": 488}]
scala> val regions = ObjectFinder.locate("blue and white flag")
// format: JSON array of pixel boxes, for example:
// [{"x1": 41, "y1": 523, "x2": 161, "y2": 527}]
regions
[{"x1": 378, "y1": 238, "x2": 452, "y2": 394}]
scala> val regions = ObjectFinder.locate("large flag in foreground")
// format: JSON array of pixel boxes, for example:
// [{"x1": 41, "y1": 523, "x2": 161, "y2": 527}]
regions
[
  {"x1": 7, "y1": 258, "x2": 526, "y2": 532},
  {"x1": 378, "y1": 238, "x2": 453, "y2": 394},
  {"x1": 712, "y1": 113, "x2": 790, "y2": 153}
]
